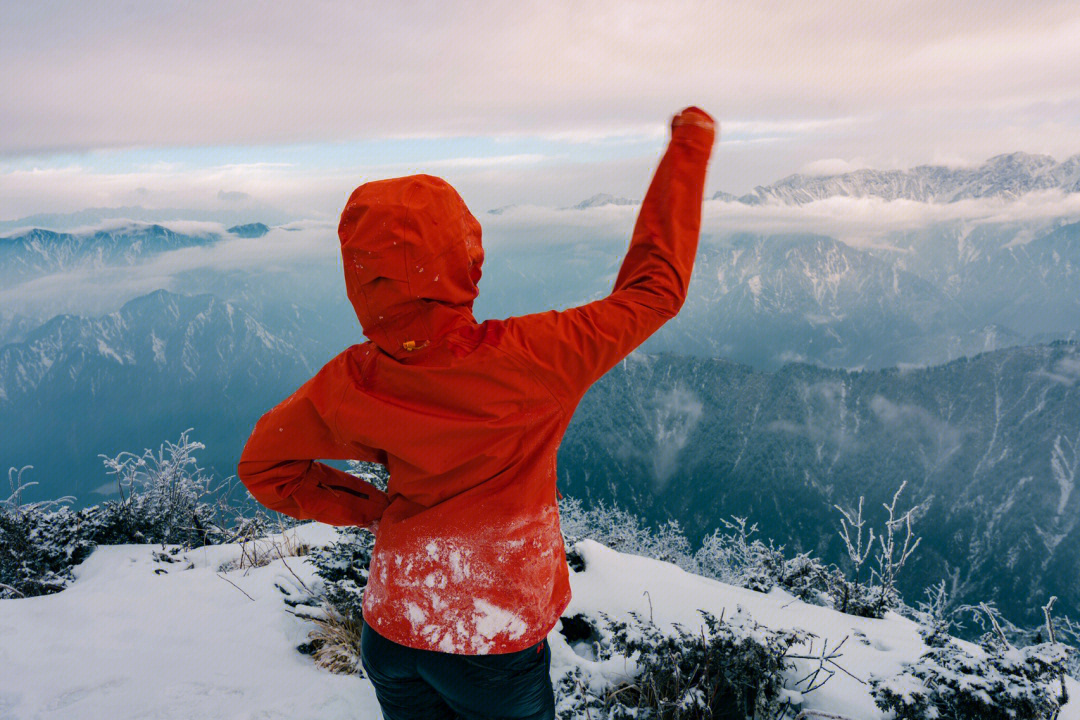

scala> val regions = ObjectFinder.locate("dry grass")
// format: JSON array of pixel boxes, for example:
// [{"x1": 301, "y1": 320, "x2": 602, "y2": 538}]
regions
[
  {"x1": 218, "y1": 520, "x2": 311, "y2": 573},
  {"x1": 308, "y1": 602, "x2": 365, "y2": 675}
]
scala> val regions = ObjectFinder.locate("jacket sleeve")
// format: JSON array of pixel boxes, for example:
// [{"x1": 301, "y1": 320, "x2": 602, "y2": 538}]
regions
[
  {"x1": 236, "y1": 349, "x2": 390, "y2": 527},
  {"x1": 502, "y1": 107, "x2": 716, "y2": 411}
]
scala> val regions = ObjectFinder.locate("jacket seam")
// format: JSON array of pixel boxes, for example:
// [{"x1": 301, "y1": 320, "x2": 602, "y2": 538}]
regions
[
  {"x1": 330, "y1": 353, "x2": 354, "y2": 442},
  {"x1": 486, "y1": 338, "x2": 569, "y2": 420}
]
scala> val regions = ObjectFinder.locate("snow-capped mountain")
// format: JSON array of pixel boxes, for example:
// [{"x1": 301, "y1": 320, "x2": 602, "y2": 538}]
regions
[
  {"x1": 717, "y1": 152, "x2": 1080, "y2": 205},
  {"x1": 560, "y1": 341, "x2": 1080, "y2": 629},
  {"x1": 0, "y1": 290, "x2": 313, "y2": 499},
  {"x1": 0, "y1": 222, "x2": 225, "y2": 282},
  {"x1": 566, "y1": 193, "x2": 638, "y2": 210},
  {"x1": 477, "y1": 220, "x2": 1080, "y2": 369}
]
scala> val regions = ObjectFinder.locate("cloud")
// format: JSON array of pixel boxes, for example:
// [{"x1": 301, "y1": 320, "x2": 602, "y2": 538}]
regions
[
  {"x1": 0, "y1": 152, "x2": 564, "y2": 220},
  {"x1": 869, "y1": 395, "x2": 963, "y2": 468},
  {"x1": 3, "y1": 1, "x2": 1079, "y2": 181},
  {"x1": 482, "y1": 188, "x2": 1080, "y2": 250},
  {"x1": 798, "y1": 158, "x2": 864, "y2": 176},
  {"x1": 0, "y1": 222, "x2": 342, "y2": 320},
  {"x1": 1035, "y1": 354, "x2": 1080, "y2": 386},
  {"x1": 217, "y1": 190, "x2": 251, "y2": 202},
  {"x1": 766, "y1": 380, "x2": 858, "y2": 452},
  {"x1": 4, "y1": 180, "x2": 1080, "y2": 327},
  {"x1": 648, "y1": 386, "x2": 704, "y2": 491}
]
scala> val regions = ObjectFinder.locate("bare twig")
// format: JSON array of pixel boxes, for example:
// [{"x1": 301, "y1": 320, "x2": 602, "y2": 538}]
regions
[
  {"x1": 217, "y1": 573, "x2": 255, "y2": 601},
  {"x1": 0, "y1": 582, "x2": 27, "y2": 598},
  {"x1": 1043, "y1": 596, "x2": 1069, "y2": 705}
]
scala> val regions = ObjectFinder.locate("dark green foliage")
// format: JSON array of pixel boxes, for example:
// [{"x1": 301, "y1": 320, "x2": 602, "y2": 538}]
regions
[
  {"x1": 0, "y1": 503, "x2": 96, "y2": 598},
  {"x1": 559, "y1": 609, "x2": 809, "y2": 720},
  {"x1": 305, "y1": 466, "x2": 387, "y2": 614},
  {"x1": 1, "y1": 433, "x2": 234, "y2": 599},
  {"x1": 306, "y1": 526, "x2": 376, "y2": 621}
]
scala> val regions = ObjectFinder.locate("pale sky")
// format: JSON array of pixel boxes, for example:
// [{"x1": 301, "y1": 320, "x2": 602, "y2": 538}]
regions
[{"x1": 3, "y1": 0, "x2": 1079, "y2": 221}]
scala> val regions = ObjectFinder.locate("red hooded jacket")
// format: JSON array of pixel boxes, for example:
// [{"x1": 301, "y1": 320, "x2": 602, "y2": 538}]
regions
[{"x1": 238, "y1": 107, "x2": 715, "y2": 654}]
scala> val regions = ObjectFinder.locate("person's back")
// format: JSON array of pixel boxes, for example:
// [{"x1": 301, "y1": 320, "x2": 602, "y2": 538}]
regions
[{"x1": 238, "y1": 107, "x2": 716, "y2": 719}]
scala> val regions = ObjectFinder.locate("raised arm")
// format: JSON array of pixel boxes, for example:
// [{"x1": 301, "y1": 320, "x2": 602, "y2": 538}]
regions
[
  {"x1": 502, "y1": 107, "x2": 716, "y2": 411},
  {"x1": 236, "y1": 349, "x2": 390, "y2": 527}
]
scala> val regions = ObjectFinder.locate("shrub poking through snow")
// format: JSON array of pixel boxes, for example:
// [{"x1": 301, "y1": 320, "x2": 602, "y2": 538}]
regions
[
  {"x1": 2, "y1": 432, "x2": 235, "y2": 599},
  {"x1": 306, "y1": 601, "x2": 366, "y2": 675},
  {"x1": 559, "y1": 608, "x2": 811, "y2": 720},
  {"x1": 1, "y1": 466, "x2": 91, "y2": 598},
  {"x1": 693, "y1": 516, "x2": 841, "y2": 610},
  {"x1": 289, "y1": 461, "x2": 386, "y2": 674},
  {"x1": 833, "y1": 482, "x2": 923, "y2": 619},
  {"x1": 559, "y1": 497, "x2": 697, "y2": 572},
  {"x1": 869, "y1": 637, "x2": 1069, "y2": 720},
  {"x1": 305, "y1": 524, "x2": 376, "y2": 623},
  {"x1": 97, "y1": 429, "x2": 224, "y2": 547}
]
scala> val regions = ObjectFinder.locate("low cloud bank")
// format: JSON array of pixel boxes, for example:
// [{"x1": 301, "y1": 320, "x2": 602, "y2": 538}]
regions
[{"x1": 486, "y1": 189, "x2": 1080, "y2": 249}]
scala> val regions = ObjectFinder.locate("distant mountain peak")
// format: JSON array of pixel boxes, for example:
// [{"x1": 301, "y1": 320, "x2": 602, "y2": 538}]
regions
[
  {"x1": 724, "y1": 152, "x2": 1080, "y2": 205},
  {"x1": 226, "y1": 223, "x2": 270, "y2": 238},
  {"x1": 567, "y1": 193, "x2": 638, "y2": 210}
]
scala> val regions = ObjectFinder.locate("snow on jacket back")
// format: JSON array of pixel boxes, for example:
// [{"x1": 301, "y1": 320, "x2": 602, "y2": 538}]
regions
[{"x1": 238, "y1": 107, "x2": 716, "y2": 654}]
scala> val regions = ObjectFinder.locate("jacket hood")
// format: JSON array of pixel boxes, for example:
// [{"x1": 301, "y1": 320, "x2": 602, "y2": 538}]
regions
[{"x1": 338, "y1": 174, "x2": 484, "y2": 359}]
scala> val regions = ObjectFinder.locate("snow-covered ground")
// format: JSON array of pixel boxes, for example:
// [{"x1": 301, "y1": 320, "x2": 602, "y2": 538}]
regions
[{"x1": 1, "y1": 523, "x2": 1077, "y2": 719}]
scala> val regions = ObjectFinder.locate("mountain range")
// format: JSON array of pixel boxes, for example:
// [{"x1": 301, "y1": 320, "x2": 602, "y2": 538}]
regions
[
  {"x1": 3, "y1": 150, "x2": 1080, "y2": 628},
  {"x1": 714, "y1": 152, "x2": 1080, "y2": 205},
  {"x1": 0, "y1": 290, "x2": 313, "y2": 498},
  {"x1": 560, "y1": 342, "x2": 1080, "y2": 627}
]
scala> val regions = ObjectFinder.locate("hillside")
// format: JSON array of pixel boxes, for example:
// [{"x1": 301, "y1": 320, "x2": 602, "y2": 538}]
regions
[{"x1": 1, "y1": 522, "x2": 1074, "y2": 719}]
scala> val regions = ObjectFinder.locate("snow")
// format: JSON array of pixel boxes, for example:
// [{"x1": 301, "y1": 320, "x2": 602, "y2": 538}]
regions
[
  {"x1": 747, "y1": 274, "x2": 763, "y2": 299},
  {"x1": 1, "y1": 526, "x2": 1077, "y2": 720},
  {"x1": 472, "y1": 598, "x2": 528, "y2": 641}
]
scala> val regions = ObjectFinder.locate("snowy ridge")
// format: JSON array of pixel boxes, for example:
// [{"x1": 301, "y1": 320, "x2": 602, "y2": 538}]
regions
[
  {"x1": 0, "y1": 289, "x2": 305, "y2": 403},
  {"x1": 717, "y1": 152, "x2": 1080, "y2": 205},
  {"x1": 0, "y1": 221, "x2": 224, "y2": 282},
  {"x1": 1, "y1": 523, "x2": 1074, "y2": 719},
  {"x1": 565, "y1": 193, "x2": 638, "y2": 210}
]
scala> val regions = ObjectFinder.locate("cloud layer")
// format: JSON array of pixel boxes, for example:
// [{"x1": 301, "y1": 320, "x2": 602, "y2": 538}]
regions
[{"x1": 4, "y1": 1, "x2": 1080, "y2": 217}]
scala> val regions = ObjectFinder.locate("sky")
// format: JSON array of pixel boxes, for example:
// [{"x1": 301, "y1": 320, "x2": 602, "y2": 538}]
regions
[{"x1": 3, "y1": 0, "x2": 1080, "y2": 222}]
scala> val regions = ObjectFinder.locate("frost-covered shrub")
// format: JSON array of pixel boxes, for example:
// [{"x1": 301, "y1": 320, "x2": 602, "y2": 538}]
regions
[
  {"x1": 833, "y1": 482, "x2": 923, "y2": 619},
  {"x1": 555, "y1": 666, "x2": 607, "y2": 720},
  {"x1": 97, "y1": 429, "x2": 225, "y2": 547},
  {"x1": 559, "y1": 497, "x2": 697, "y2": 572},
  {"x1": 0, "y1": 467, "x2": 96, "y2": 599},
  {"x1": 911, "y1": 580, "x2": 954, "y2": 648},
  {"x1": 869, "y1": 637, "x2": 1069, "y2": 720},
  {"x1": 2, "y1": 433, "x2": 232, "y2": 598},
  {"x1": 692, "y1": 517, "x2": 782, "y2": 592},
  {"x1": 289, "y1": 461, "x2": 387, "y2": 673},
  {"x1": 692, "y1": 516, "x2": 840, "y2": 610},
  {"x1": 558, "y1": 609, "x2": 810, "y2": 720},
  {"x1": 305, "y1": 525, "x2": 376, "y2": 621}
]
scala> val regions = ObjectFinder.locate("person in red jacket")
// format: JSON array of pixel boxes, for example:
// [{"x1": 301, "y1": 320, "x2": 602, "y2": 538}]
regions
[{"x1": 238, "y1": 107, "x2": 715, "y2": 720}]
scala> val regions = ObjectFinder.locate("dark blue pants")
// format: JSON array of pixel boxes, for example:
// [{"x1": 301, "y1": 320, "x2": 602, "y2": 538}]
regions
[{"x1": 360, "y1": 618, "x2": 556, "y2": 720}]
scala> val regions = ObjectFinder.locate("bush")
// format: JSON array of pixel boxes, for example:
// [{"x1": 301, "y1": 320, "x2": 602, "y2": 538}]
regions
[
  {"x1": 97, "y1": 429, "x2": 225, "y2": 547},
  {"x1": 2, "y1": 432, "x2": 232, "y2": 599},
  {"x1": 287, "y1": 461, "x2": 387, "y2": 673},
  {"x1": 869, "y1": 637, "x2": 1069, "y2": 720},
  {"x1": 304, "y1": 524, "x2": 376, "y2": 622},
  {"x1": 559, "y1": 497, "x2": 697, "y2": 572},
  {"x1": 557, "y1": 608, "x2": 810, "y2": 720}
]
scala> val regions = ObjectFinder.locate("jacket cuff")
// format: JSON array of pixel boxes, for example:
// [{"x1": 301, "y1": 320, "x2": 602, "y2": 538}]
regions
[{"x1": 671, "y1": 108, "x2": 716, "y2": 153}]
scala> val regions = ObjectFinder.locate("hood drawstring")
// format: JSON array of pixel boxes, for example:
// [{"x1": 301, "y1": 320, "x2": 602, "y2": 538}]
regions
[{"x1": 402, "y1": 339, "x2": 430, "y2": 352}]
